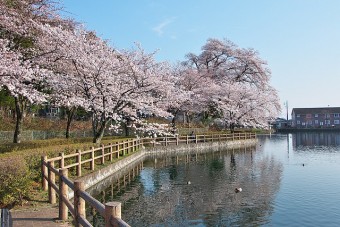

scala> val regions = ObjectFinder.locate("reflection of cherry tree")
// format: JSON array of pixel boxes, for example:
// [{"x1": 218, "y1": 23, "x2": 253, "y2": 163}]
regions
[{"x1": 107, "y1": 149, "x2": 282, "y2": 226}]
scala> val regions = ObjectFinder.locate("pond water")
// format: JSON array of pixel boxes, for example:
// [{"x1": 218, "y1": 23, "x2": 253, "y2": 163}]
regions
[{"x1": 89, "y1": 132, "x2": 340, "y2": 226}]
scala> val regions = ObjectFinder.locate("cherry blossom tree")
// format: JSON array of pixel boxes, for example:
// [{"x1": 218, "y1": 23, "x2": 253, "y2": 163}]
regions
[
  {"x1": 0, "y1": 38, "x2": 50, "y2": 142},
  {"x1": 0, "y1": 0, "x2": 74, "y2": 143},
  {"x1": 183, "y1": 38, "x2": 280, "y2": 131},
  {"x1": 39, "y1": 24, "x2": 174, "y2": 143},
  {"x1": 210, "y1": 82, "x2": 280, "y2": 131},
  {"x1": 1, "y1": 0, "x2": 280, "y2": 144},
  {"x1": 169, "y1": 63, "x2": 218, "y2": 127}
]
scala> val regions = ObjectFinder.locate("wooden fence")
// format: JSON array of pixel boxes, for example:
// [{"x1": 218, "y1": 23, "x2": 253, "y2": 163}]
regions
[
  {"x1": 142, "y1": 132, "x2": 256, "y2": 147},
  {"x1": 41, "y1": 139, "x2": 141, "y2": 227},
  {"x1": 0, "y1": 208, "x2": 10, "y2": 227},
  {"x1": 41, "y1": 132, "x2": 255, "y2": 226}
]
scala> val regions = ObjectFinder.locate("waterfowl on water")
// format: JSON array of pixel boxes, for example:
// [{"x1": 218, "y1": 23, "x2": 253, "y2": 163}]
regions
[
  {"x1": 187, "y1": 181, "x2": 191, "y2": 185},
  {"x1": 235, "y1": 187, "x2": 242, "y2": 193}
]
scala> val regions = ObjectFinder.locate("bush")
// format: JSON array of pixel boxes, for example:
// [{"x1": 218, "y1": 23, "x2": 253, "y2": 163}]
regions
[
  {"x1": 0, "y1": 136, "x2": 131, "y2": 184},
  {"x1": 0, "y1": 156, "x2": 31, "y2": 208}
]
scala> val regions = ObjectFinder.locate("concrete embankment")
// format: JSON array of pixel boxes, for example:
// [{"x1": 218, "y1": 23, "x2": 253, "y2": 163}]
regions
[
  {"x1": 145, "y1": 139, "x2": 257, "y2": 156},
  {"x1": 78, "y1": 138, "x2": 257, "y2": 196}
]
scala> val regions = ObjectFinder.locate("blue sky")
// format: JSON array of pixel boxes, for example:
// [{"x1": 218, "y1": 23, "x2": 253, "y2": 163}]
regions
[{"x1": 60, "y1": 0, "x2": 340, "y2": 118}]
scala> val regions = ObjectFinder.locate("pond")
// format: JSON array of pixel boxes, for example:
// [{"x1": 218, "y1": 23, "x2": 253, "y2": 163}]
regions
[{"x1": 88, "y1": 132, "x2": 340, "y2": 226}]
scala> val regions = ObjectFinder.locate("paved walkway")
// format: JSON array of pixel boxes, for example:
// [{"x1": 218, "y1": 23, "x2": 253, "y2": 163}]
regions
[{"x1": 10, "y1": 204, "x2": 72, "y2": 227}]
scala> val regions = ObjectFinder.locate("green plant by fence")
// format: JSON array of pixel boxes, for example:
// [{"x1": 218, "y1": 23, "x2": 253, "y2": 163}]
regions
[{"x1": 41, "y1": 132, "x2": 256, "y2": 226}]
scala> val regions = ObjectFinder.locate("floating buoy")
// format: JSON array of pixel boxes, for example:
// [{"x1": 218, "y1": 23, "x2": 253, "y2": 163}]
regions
[{"x1": 235, "y1": 187, "x2": 242, "y2": 193}]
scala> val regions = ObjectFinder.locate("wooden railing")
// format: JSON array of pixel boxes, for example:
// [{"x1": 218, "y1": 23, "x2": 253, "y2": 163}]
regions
[
  {"x1": 41, "y1": 139, "x2": 141, "y2": 226},
  {"x1": 1, "y1": 208, "x2": 10, "y2": 227},
  {"x1": 142, "y1": 132, "x2": 256, "y2": 147},
  {"x1": 41, "y1": 132, "x2": 256, "y2": 226}
]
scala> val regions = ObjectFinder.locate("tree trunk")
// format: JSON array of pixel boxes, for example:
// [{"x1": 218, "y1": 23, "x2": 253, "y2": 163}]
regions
[
  {"x1": 230, "y1": 123, "x2": 235, "y2": 133},
  {"x1": 171, "y1": 115, "x2": 176, "y2": 127},
  {"x1": 13, "y1": 96, "x2": 26, "y2": 143},
  {"x1": 124, "y1": 118, "x2": 131, "y2": 137},
  {"x1": 186, "y1": 112, "x2": 191, "y2": 128},
  {"x1": 92, "y1": 117, "x2": 108, "y2": 144},
  {"x1": 170, "y1": 109, "x2": 179, "y2": 128},
  {"x1": 93, "y1": 126, "x2": 105, "y2": 144},
  {"x1": 65, "y1": 106, "x2": 76, "y2": 139}
]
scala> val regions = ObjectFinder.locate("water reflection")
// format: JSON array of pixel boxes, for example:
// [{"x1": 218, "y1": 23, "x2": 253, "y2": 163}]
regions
[
  {"x1": 292, "y1": 132, "x2": 340, "y2": 149},
  {"x1": 89, "y1": 146, "x2": 283, "y2": 226}
]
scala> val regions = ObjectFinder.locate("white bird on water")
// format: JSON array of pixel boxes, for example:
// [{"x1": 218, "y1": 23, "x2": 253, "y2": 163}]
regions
[{"x1": 235, "y1": 187, "x2": 242, "y2": 193}]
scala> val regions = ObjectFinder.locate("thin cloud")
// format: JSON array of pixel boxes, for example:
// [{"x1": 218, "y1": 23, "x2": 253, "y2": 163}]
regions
[{"x1": 152, "y1": 17, "x2": 176, "y2": 36}]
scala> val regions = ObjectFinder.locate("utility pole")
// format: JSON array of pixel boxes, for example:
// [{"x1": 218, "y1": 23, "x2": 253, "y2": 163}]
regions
[{"x1": 285, "y1": 101, "x2": 289, "y2": 121}]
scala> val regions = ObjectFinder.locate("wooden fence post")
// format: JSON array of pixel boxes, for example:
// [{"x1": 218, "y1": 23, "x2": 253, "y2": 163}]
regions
[
  {"x1": 136, "y1": 139, "x2": 138, "y2": 150},
  {"x1": 59, "y1": 168, "x2": 68, "y2": 221},
  {"x1": 48, "y1": 161, "x2": 56, "y2": 204},
  {"x1": 101, "y1": 144, "x2": 105, "y2": 165},
  {"x1": 74, "y1": 181, "x2": 86, "y2": 227},
  {"x1": 130, "y1": 140, "x2": 132, "y2": 153},
  {"x1": 123, "y1": 141, "x2": 126, "y2": 155},
  {"x1": 41, "y1": 155, "x2": 48, "y2": 191},
  {"x1": 131, "y1": 140, "x2": 133, "y2": 153},
  {"x1": 109, "y1": 143, "x2": 113, "y2": 161},
  {"x1": 116, "y1": 142, "x2": 120, "y2": 159},
  {"x1": 76, "y1": 149, "x2": 82, "y2": 177},
  {"x1": 139, "y1": 138, "x2": 142, "y2": 149},
  {"x1": 126, "y1": 140, "x2": 129, "y2": 154},
  {"x1": 59, "y1": 152, "x2": 64, "y2": 169},
  {"x1": 105, "y1": 202, "x2": 121, "y2": 227},
  {"x1": 91, "y1": 146, "x2": 95, "y2": 170}
]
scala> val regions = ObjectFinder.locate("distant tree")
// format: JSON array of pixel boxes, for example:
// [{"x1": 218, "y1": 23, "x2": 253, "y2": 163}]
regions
[{"x1": 183, "y1": 38, "x2": 280, "y2": 130}]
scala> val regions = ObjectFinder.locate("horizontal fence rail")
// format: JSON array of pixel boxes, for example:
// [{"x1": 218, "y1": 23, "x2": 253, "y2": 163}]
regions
[
  {"x1": 142, "y1": 132, "x2": 256, "y2": 147},
  {"x1": 41, "y1": 132, "x2": 255, "y2": 226}
]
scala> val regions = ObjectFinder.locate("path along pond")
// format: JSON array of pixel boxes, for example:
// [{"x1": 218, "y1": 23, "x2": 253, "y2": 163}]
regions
[{"x1": 86, "y1": 132, "x2": 340, "y2": 226}]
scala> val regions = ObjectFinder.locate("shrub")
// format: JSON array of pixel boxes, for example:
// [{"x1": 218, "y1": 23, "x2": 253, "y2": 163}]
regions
[
  {"x1": 0, "y1": 136, "x2": 151, "y2": 208},
  {"x1": 0, "y1": 156, "x2": 31, "y2": 208}
]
